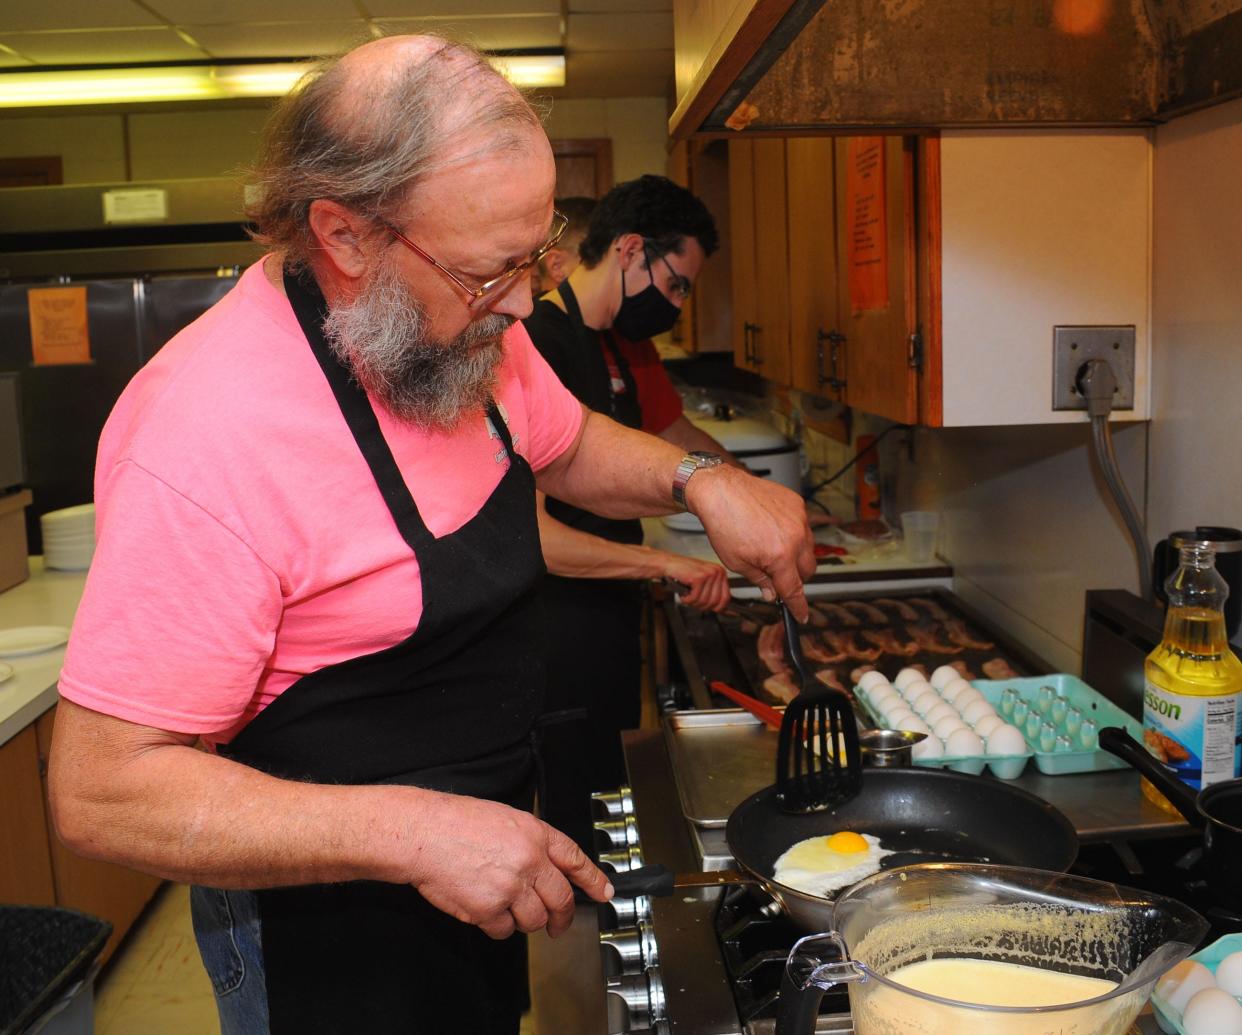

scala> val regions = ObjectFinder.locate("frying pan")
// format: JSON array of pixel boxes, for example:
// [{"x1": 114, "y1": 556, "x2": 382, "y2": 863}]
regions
[{"x1": 613, "y1": 767, "x2": 1079, "y2": 932}]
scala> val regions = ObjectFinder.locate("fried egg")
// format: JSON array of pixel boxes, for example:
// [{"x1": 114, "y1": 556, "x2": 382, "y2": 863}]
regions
[{"x1": 772, "y1": 830, "x2": 894, "y2": 897}]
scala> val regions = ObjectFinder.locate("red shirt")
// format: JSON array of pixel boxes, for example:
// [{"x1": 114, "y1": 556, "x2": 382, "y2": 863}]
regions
[{"x1": 602, "y1": 332, "x2": 684, "y2": 435}]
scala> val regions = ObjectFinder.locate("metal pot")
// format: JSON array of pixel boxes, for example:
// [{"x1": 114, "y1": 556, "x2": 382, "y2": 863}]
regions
[{"x1": 1099, "y1": 726, "x2": 1242, "y2": 911}]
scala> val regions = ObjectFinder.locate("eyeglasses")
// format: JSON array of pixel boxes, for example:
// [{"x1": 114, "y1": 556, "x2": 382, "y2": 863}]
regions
[
  {"x1": 647, "y1": 244, "x2": 693, "y2": 302},
  {"x1": 383, "y1": 209, "x2": 569, "y2": 308}
]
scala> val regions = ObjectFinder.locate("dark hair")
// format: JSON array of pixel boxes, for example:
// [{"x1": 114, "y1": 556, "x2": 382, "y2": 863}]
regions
[
  {"x1": 578, "y1": 175, "x2": 719, "y2": 267},
  {"x1": 554, "y1": 195, "x2": 598, "y2": 257}
]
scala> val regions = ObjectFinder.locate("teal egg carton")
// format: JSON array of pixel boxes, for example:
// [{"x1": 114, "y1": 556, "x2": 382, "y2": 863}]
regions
[
  {"x1": 856, "y1": 673, "x2": 1143, "y2": 779},
  {"x1": 1150, "y1": 932, "x2": 1242, "y2": 1034},
  {"x1": 974, "y1": 674, "x2": 1144, "y2": 775}
]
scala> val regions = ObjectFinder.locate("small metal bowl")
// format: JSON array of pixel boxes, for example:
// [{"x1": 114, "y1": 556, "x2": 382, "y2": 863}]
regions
[{"x1": 859, "y1": 729, "x2": 925, "y2": 768}]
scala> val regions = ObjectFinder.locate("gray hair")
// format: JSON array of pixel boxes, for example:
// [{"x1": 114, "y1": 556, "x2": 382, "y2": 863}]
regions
[{"x1": 246, "y1": 35, "x2": 545, "y2": 267}]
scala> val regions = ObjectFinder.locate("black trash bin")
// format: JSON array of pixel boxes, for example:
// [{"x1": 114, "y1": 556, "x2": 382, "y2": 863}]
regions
[{"x1": 0, "y1": 906, "x2": 111, "y2": 1035}]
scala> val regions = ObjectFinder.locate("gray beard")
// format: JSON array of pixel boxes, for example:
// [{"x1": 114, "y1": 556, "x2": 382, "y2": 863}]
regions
[{"x1": 322, "y1": 258, "x2": 513, "y2": 431}]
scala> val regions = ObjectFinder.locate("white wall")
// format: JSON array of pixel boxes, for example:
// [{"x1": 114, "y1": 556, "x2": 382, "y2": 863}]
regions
[
  {"x1": 543, "y1": 96, "x2": 671, "y2": 184},
  {"x1": 1147, "y1": 96, "x2": 1242, "y2": 540}
]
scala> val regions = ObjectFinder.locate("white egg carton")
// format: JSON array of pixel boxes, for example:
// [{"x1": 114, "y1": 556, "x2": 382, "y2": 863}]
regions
[{"x1": 855, "y1": 666, "x2": 1033, "y2": 780}]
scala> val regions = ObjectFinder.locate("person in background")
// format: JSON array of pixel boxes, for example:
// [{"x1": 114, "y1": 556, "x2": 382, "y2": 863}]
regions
[
  {"x1": 523, "y1": 175, "x2": 742, "y2": 851},
  {"x1": 530, "y1": 194, "x2": 595, "y2": 295},
  {"x1": 47, "y1": 36, "x2": 815, "y2": 1035}
]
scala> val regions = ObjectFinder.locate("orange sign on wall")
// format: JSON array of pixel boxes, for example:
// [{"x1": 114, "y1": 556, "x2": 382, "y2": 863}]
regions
[
  {"x1": 27, "y1": 286, "x2": 92, "y2": 366},
  {"x1": 845, "y1": 137, "x2": 889, "y2": 313}
]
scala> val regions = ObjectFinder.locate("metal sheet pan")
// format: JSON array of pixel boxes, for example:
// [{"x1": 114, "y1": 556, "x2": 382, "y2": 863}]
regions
[{"x1": 664, "y1": 710, "x2": 782, "y2": 828}]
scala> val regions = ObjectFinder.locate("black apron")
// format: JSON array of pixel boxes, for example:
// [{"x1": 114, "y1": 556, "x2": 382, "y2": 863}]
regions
[
  {"x1": 217, "y1": 268, "x2": 547, "y2": 1034},
  {"x1": 537, "y1": 281, "x2": 646, "y2": 853}
]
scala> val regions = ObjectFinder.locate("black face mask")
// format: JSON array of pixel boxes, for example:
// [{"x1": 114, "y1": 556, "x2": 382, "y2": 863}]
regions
[{"x1": 614, "y1": 258, "x2": 681, "y2": 341}]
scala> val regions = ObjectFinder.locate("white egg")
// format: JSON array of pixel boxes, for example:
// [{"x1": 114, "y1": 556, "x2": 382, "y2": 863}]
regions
[
  {"x1": 985, "y1": 724, "x2": 1029, "y2": 757},
  {"x1": 1182, "y1": 987, "x2": 1242, "y2": 1035},
  {"x1": 1157, "y1": 960, "x2": 1219, "y2": 1015},
  {"x1": 960, "y1": 698, "x2": 997, "y2": 726},
  {"x1": 911, "y1": 734, "x2": 944, "y2": 760},
  {"x1": 914, "y1": 694, "x2": 945, "y2": 719},
  {"x1": 929, "y1": 664, "x2": 961, "y2": 689},
  {"x1": 953, "y1": 690, "x2": 986, "y2": 714},
  {"x1": 903, "y1": 678, "x2": 935, "y2": 699},
  {"x1": 885, "y1": 705, "x2": 915, "y2": 727},
  {"x1": 940, "y1": 678, "x2": 974, "y2": 704},
  {"x1": 1216, "y1": 951, "x2": 1242, "y2": 997},
  {"x1": 894, "y1": 667, "x2": 924, "y2": 690},
  {"x1": 973, "y1": 714, "x2": 1005, "y2": 740},
  {"x1": 897, "y1": 714, "x2": 931, "y2": 735},
  {"x1": 923, "y1": 702, "x2": 958, "y2": 726},
  {"x1": 944, "y1": 727, "x2": 984, "y2": 756},
  {"x1": 858, "y1": 670, "x2": 891, "y2": 693},
  {"x1": 932, "y1": 714, "x2": 967, "y2": 740},
  {"x1": 868, "y1": 686, "x2": 901, "y2": 710}
]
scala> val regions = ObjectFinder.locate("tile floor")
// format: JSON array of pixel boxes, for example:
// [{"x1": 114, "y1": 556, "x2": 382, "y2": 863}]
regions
[{"x1": 95, "y1": 883, "x2": 536, "y2": 1033}]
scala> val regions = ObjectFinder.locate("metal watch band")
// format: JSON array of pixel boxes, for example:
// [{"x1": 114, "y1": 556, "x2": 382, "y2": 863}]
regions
[{"x1": 672, "y1": 451, "x2": 724, "y2": 511}]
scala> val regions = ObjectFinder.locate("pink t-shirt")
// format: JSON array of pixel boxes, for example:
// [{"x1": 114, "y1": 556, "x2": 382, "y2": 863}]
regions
[{"x1": 58, "y1": 260, "x2": 584, "y2": 744}]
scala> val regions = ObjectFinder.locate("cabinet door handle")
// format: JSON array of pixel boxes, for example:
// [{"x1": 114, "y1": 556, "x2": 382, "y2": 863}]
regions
[
  {"x1": 817, "y1": 329, "x2": 846, "y2": 390},
  {"x1": 751, "y1": 323, "x2": 764, "y2": 365}
]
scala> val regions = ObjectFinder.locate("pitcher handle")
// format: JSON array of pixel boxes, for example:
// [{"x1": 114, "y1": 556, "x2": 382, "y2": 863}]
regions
[{"x1": 776, "y1": 932, "x2": 864, "y2": 1034}]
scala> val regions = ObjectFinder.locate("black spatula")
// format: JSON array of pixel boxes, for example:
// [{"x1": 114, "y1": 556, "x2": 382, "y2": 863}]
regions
[{"x1": 775, "y1": 602, "x2": 862, "y2": 813}]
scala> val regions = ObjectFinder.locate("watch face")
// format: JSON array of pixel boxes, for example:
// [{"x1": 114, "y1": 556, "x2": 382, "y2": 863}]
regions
[{"x1": 689, "y1": 451, "x2": 722, "y2": 464}]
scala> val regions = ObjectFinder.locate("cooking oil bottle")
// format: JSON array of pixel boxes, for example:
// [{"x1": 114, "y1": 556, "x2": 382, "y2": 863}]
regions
[{"x1": 1143, "y1": 543, "x2": 1242, "y2": 813}]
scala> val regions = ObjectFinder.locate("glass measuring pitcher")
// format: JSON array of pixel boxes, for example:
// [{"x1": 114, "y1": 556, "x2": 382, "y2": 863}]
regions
[{"x1": 777, "y1": 864, "x2": 1207, "y2": 1035}]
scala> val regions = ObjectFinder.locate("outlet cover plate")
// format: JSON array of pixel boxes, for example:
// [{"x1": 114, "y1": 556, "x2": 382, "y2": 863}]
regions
[{"x1": 1052, "y1": 325, "x2": 1136, "y2": 411}]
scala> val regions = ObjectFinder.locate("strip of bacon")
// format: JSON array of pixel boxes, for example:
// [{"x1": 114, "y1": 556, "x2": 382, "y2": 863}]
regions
[
  {"x1": 814, "y1": 601, "x2": 861, "y2": 627},
  {"x1": 764, "y1": 672, "x2": 800, "y2": 703},
  {"x1": 908, "y1": 596, "x2": 950, "y2": 621},
  {"x1": 861, "y1": 627, "x2": 920, "y2": 657},
  {"x1": 843, "y1": 600, "x2": 889, "y2": 624},
  {"x1": 814, "y1": 668, "x2": 846, "y2": 692},
  {"x1": 909, "y1": 626, "x2": 964, "y2": 655},
  {"x1": 872, "y1": 597, "x2": 919, "y2": 621},
  {"x1": 800, "y1": 634, "x2": 839, "y2": 664},
  {"x1": 756, "y1": 623, "x2": 788, "y2": 674},
  {"x1": 943, "y1": 619, "x2": 995, "y2": 651},
  {"x1": 982, "y1": 657, "x2": 1020, "y2": 680},
  {"x1": 949, "y1": 660, "x2": 977, "y2": 681}
]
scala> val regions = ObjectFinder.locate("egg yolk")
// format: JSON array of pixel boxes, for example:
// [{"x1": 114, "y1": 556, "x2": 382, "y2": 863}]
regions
[{"x1": 824, "y1": 831, "x2": 869, "y2": 854}]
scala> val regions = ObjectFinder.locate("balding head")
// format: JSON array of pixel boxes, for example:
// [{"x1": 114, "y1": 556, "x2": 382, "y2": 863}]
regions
[{"x1": 248, "y1": 34, "x2": 544, "y2": 267}]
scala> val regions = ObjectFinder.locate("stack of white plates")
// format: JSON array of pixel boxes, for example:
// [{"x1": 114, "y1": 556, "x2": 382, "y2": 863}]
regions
[{"x1": 42, "y1": 503, "x2": 96, "y2": 571}]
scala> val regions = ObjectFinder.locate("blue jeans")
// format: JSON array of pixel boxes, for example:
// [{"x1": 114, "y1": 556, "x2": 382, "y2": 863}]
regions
[{"x1": 190, "y1": 885, "x2": 270, "y2": 1035}]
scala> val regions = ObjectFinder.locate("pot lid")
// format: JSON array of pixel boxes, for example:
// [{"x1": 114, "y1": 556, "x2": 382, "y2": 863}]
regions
[{"x1": 689, "y1": 415, "x2": 790, "y2": 452}]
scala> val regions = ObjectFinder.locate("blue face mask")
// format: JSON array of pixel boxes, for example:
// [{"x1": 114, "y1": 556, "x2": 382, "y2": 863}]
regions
[{"x1": 614, "y1": 255, "x2": 681, "y2": 341}]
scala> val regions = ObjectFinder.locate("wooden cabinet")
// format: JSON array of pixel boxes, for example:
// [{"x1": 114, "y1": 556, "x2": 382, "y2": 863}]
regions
[
  {"x1": 729, "y1": 138, "x2": 791, "y2": 383},
  {"x1": 0, "y1": 724, "x2": 57, "y2": 907},
  {"x1": 34, "y1": 707, "x2": 162, "y2": 965}
]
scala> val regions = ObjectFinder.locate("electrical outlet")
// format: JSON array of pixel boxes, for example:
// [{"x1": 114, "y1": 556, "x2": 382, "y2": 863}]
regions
[{"x1": 1052, "y1": 326, "x2": 1136, "y2": 411}]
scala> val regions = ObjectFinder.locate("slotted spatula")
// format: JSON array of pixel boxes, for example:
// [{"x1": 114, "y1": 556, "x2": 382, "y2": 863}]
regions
[{"x1": 775, "y1": 602, "x2": 862, "y2": 812}]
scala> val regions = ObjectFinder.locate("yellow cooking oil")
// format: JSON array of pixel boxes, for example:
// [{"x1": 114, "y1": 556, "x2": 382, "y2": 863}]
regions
[{"x1": 1142, "y1": 545, "x2": 1242, "y2": 813}]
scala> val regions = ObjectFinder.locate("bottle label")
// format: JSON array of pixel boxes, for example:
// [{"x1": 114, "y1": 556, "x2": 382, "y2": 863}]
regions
[{"x1": 1143, "y1": 680, "x2": 1242, "y2": 790}]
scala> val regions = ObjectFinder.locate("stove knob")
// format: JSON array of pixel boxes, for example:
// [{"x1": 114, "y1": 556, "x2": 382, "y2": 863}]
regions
[
  {"x1": 606, "y1": 894, "x2": 652, "y2": 927},
  {"x1": 593, "y1": 814, "x2": 639, "y2": 849},
  {"x1": 605, "y1": 966, "x2": 666, "y2": 1028},
  {"x1": 598, "y1": 844, "x2": 644, "y2": 873},
  {"x1": 599, "y1": 919, "x2": 658, "y2": 970},
  {"x1": 591, "y1": 786, "x2": 634, "y2": 818}
]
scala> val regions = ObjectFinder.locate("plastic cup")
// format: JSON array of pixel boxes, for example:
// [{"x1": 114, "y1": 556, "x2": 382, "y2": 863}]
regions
[{"x1": 901, "y1": 510, "x2": 940, "y2": 563}]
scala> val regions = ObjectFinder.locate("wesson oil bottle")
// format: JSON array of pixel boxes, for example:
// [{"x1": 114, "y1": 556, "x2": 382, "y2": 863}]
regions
[{"x1": 1142, "y1": 543, "x2": 1242, "y2": 813}]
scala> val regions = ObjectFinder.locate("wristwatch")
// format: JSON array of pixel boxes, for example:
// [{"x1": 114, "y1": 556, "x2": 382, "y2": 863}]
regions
[{"x1": 672, "y1": 451, "x2": 725, "y2": 511}]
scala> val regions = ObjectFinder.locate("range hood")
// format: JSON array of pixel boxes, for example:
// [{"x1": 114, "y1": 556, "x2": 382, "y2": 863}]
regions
[
  {"x1": 0, "y1": 177, "x2": 262, "y2": 280},
  {"x1": 677, "y1": 0, "x2": 1242, "y2": 136}
]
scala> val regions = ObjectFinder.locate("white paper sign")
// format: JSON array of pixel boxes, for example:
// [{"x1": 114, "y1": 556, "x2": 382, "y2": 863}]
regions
[{"x1": 102, "y1": 188, "x2": 168, "y2": 224}]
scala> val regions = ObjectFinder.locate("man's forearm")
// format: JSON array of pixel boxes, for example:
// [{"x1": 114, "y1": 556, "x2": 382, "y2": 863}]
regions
[
  {"x1": 537, "y1": 497, "x2": 665, "y2": 580},
  {"x1": 50, "y1": 701, "x2": 435, "y2": 889}
]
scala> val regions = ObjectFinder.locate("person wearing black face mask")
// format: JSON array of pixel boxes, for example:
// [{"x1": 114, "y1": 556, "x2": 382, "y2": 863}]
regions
[{"x1": 523, "y1": 175, "x2": 741, "y2": 854}]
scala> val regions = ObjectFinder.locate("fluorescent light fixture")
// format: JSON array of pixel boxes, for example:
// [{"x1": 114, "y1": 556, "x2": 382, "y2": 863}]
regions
[{"x1": 0, "y1": 52, "x2": 562, "y2": 108}]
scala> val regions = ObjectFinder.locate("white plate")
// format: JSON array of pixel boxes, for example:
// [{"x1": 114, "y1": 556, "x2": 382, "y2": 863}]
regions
[{"x1": 0, "y1": 626, "x2": 70, "y2": 657}]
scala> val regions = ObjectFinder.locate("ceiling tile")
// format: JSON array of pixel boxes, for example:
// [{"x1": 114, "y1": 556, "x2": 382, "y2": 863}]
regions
[
  {"x1": 375, "y1": 16, "x2": 562, "y2": 51},
  {"x1": 1, "y1": 0, "x2": 161, "y2": 33},
  {"x1": 567, "y1": 12, "x2": 671, "y2": 51},
  {"x1": 0, "y1": 28, "x2": 207, "y2": 65},
  {"x1": 187, "y1": 21, "x2": 370, "y2": 59},
  {"x1": 144, "y1": 0, "x2": 356, "y2": 21},
  {"x1": 370, "y1": 0, "x2": 560, "y2": 18}
]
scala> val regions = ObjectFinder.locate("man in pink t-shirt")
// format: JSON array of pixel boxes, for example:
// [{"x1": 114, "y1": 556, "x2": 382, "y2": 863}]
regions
[{"x1": 48, "y1": 34, "x2": 814, "y2": 1034}]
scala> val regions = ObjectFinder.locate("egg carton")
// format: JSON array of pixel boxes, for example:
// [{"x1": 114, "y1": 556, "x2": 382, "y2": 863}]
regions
[
  {"x1": 856, "y1": 674, "x2": 1143, "y2": 779},
  {"x1": 1151, "y1": 933, "x2": 1242, "y2": 1034}
]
